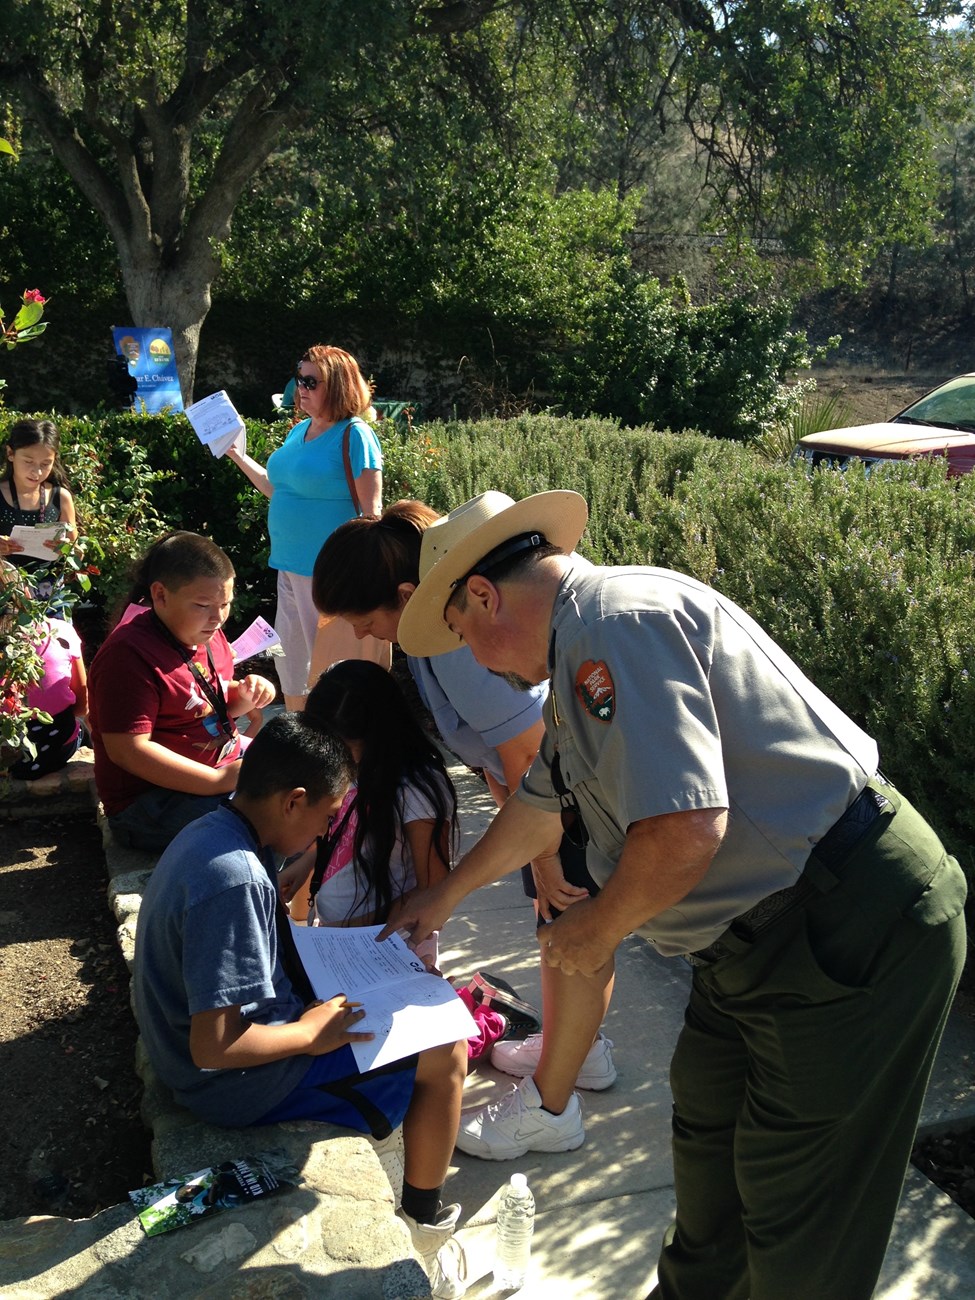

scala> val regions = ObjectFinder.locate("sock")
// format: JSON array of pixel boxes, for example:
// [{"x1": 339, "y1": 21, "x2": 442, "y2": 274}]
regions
[{"x1": 401, "y1": 1180, "x2": 443, "y2": 1226}]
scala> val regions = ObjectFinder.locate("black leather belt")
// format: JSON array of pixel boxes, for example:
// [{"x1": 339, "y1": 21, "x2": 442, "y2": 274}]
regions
[{"x1": 685, "y1": 782, "x2": 891, "y2": 968}]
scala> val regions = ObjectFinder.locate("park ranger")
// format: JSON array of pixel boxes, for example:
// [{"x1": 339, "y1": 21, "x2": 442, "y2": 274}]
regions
[{"x1": 389, "y1": 489, "x2": 967, "y2": 1300}]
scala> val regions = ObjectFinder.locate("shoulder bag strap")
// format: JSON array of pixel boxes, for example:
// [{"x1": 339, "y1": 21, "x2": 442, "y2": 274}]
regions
[
  {"x1": 342, "y1": 420, "x2": 362, "y2": 518},
  {"x1": 308, "y1": 796, "x2": 358, "y2": 905}
]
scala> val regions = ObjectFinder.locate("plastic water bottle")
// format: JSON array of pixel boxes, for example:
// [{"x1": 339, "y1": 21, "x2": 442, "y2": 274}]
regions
[{"x1": 494, "y1": 1172, "x2": 535, "y2": 1290}]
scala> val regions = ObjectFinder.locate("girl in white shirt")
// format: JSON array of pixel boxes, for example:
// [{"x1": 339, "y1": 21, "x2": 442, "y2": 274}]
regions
[{"x1": 281, "y1": 660, "x2": 456, "y2": 942}]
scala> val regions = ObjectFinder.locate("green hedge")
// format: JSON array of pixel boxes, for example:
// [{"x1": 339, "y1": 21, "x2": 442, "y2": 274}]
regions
[{"x1": 5, "y1": 408, "x2": 973, "y2": 890}]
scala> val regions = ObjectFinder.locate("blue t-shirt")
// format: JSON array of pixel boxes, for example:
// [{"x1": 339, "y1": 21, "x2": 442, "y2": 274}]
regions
[
  {"x1": 266, "y1": 416, "x2": 382, "y2": 575},
  {"x1": 408, "y1": 645, "x2": 546, "y2": 784},
  {"x1": 132, "y1": 805, "x2": 311, "y2": 1125}
]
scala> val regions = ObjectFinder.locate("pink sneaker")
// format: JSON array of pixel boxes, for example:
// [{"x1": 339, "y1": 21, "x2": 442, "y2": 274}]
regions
[{"x1": 490, "y1": 1032, "x2": 617, "y2": 1089}]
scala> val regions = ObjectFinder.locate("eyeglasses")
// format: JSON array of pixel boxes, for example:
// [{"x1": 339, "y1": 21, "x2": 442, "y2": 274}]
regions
[
  {"x1": 551, "y1": 750, "x2": 589, "y2": 849},
  {"x1": 295, "y1": 372, "x2": 320, "y2": 391}
]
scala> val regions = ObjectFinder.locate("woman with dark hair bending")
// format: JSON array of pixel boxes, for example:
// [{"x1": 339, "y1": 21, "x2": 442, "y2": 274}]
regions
[{"x1": 280, "y1": 659, "x2": 457, "y2": 968}]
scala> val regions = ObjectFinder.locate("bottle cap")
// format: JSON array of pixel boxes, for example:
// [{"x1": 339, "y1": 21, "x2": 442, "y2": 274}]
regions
[{"x1": 510, "y1": 1173, "x2": 528, "y2": 1191}]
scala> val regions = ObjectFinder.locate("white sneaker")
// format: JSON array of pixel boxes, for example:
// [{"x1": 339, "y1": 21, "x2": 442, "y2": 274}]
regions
[
  {"x1": 455, "y1": 1075, "x2": 585, "y2": 1161},
  {"x1": 399, "y1": 1202, "x2": 468, "y2": 1299},
  {"x1": 491, "y1": 1032, "x2": 617, "y2": 1090}
]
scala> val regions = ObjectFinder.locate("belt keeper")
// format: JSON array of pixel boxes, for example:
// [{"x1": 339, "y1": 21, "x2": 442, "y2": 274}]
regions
[{"x1": 802, "y1": 856, "x2": 840, "y2": 893}]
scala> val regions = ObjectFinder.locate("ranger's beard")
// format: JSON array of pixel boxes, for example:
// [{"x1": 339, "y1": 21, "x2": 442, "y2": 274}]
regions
[{"x1": 490, "y1": 668, "x2": 537, "y2": 693}]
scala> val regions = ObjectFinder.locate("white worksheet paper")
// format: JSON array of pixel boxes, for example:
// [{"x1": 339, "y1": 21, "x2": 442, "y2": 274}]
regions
[
  {"x1": 290, "y1": 925, "x2": 476, "y2": 1072},
  {"x1": 185, "y1": 390, "x2": 246, "y2": 458},
  {"x1": 9, "y1": 523, "x2": 65, "y2": 560}
]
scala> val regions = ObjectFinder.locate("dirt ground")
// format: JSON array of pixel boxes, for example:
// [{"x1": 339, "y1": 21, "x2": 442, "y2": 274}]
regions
[{"x1": 0, "y1": 812, "x2": 150, "y2": 1220}]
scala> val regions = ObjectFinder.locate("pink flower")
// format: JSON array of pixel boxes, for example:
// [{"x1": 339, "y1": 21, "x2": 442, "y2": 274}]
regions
[{"x1": 22, "y1": 289, "x2": 46, "y2": 305}]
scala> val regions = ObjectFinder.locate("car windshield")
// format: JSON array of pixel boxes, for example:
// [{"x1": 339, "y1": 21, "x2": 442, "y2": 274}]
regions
[{"x1": 894, "y1": 376, "x2": 975, "y2": 433}]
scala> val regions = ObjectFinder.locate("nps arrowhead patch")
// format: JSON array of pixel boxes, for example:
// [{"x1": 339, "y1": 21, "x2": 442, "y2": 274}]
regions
[{"x1": 575, "y1": 659, "x2": 615, "y2": 722}]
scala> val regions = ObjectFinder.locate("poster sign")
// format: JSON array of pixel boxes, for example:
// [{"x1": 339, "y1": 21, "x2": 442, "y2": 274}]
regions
[{"x1": 111, "y1": 326, "x2": 184, "y2": 412}]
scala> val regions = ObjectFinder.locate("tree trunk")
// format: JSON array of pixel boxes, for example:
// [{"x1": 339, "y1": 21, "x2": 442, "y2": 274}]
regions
[{"x1": 117, "y1": 248, "x2": 215, "y2": 404}]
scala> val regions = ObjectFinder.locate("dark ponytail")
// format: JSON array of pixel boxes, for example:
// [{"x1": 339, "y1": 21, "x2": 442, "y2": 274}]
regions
[
  {"x1": 304, "y1": 659, "x2": 457, "y2": 923},
  {"x1": 312, "y1": 499, "x2": 439, "y2": 615}
]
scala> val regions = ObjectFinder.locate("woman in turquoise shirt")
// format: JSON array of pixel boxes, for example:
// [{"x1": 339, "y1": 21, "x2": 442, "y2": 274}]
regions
[{"x1": 228, "y1": 345, "x2": 388, "y2": 708}]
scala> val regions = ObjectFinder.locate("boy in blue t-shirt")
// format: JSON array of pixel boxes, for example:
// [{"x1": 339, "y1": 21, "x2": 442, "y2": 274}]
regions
[{"x1": 133, "y1": 713, "x2": 468, "y2": 1297}]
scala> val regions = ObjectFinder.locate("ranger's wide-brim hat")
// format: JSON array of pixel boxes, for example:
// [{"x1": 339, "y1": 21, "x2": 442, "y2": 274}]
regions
[{"x1": 397, "y1": 490, "x2": 588, "y2": 657}]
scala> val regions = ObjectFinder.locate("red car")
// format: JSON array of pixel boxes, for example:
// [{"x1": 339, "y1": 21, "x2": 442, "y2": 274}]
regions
[{"x1": 795, "y1": 373, "x2": 975, "y2": 476}]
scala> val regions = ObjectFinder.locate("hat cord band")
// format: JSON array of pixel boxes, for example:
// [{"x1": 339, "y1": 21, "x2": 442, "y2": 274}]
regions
[{"x1": 449, "y1": 531, "x2": 547, "y2": 592}]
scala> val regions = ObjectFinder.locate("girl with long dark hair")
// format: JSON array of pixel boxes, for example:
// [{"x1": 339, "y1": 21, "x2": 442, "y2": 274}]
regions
[{"x1": 281, "y1": 659, "x2": 457, "y2": 944}]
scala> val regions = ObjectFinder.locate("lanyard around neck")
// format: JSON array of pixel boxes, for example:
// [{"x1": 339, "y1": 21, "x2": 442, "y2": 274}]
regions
[
  {"x1": 150, "y1": 611, "x2": 236, "y2": 741},
  {"x1": 9, "y1": 478, "x2": 47, "y2": 513}
]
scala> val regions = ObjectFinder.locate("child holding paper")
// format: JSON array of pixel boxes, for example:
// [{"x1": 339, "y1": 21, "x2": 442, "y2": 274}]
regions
[
  {"x1": 132, "y1": 714, "x2": 468, "y2": 1298},
  {"x1": 0, "y1": 419, "x2": 78, "y2": 606},
  {"x1": 88, "y1": 531, "x2": 276, "y2": 851}
]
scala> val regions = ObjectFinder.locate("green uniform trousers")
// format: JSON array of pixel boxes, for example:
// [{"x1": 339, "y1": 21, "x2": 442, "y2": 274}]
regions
[{"x1": 652, "y1": 779, "x2": 968, "y2": 1300}]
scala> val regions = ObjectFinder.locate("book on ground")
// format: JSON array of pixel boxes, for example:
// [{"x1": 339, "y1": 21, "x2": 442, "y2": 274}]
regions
[
  {"x1": 290, "y1": 924, "x2": 478, "y2": 1072},
  {"x1": 185, "y1": 389, "x2": 246, "y2": 458}
]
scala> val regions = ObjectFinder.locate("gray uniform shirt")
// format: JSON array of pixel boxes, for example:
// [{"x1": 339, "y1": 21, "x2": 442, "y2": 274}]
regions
[{"x1": 517, "y1": 559, "x2": 879, "y2": 956}]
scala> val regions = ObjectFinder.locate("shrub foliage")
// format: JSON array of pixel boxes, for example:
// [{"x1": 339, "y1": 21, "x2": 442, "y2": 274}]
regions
[{"x1": 0, "y1": 408, "x2": 441, "y2": 634}]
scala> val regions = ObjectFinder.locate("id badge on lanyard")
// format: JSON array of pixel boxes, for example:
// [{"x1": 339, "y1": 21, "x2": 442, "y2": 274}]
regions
[
  {"x1": 152, "y1": 612, "x2": 240, "y2": 760},
  {"x1": 188, "y1": 656, "x2": 239, "y2": 761}
]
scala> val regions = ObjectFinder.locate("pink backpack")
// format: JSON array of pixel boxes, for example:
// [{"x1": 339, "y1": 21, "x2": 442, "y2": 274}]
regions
[{"x1": 456, "y1": 986, "x2": 508, "y2": 1061}]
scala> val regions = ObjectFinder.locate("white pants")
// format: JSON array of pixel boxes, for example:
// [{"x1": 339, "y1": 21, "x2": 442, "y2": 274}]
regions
[
  {"x1": 274, "y1": 570, "x2": 322, "y2": 697},
  {"x1": 275, "y1": 569, "x2": 390, "y2": 698}
]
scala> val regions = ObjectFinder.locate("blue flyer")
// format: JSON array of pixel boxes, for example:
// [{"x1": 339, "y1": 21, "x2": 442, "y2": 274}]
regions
[{"x1": 111, "y1": 326, "x2": 184, "y2": 413}]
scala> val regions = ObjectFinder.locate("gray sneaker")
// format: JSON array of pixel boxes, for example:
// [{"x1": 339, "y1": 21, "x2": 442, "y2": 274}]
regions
[
  {"x1": 490, "y1": 1032, "x2": 617, "y2": 1090},
  {"x1": 455, "y1": 1075, "x2": 585, "y2": 1161}
]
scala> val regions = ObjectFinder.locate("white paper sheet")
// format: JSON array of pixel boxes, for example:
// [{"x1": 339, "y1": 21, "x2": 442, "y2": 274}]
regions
[
  {"x1": 8, "y1": 523, "x2": 66, "y2": 560},
  {"x1": 185, "y1": 390, "x2": 246, "y2": 458},
  {"x1": 290, "y1": 925, "x2": 477, "y2": 1072}
]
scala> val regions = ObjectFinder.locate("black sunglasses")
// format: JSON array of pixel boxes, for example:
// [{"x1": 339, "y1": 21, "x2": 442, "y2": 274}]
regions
[
  {"x1": 295, "y1": 372, "x2": 320, "y2": 391},
  {"x1": 551, "y1": 750, "x2": 589, "y2": 849}
]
